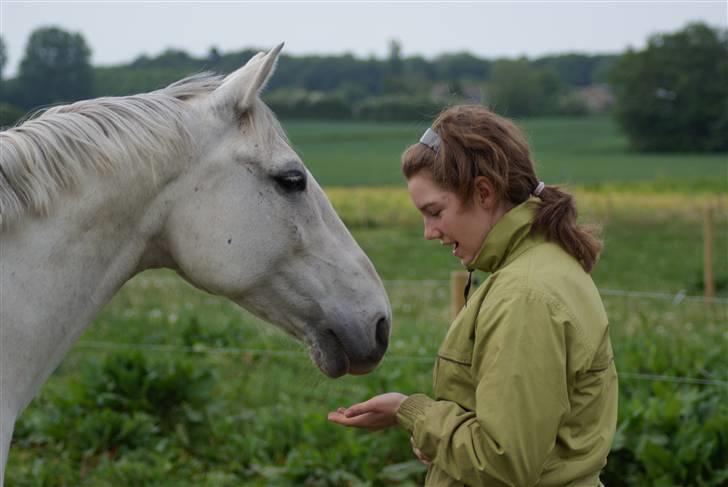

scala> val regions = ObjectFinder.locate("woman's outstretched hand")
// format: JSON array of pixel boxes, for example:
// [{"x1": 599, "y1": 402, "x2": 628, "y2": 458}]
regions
[{"x1": 327, "y1": 392, "x2": 408, "y2": 431}]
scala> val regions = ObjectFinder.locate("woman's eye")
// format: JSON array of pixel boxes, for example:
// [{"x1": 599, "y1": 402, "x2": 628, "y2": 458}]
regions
[{"x1": 273, "y1": 170, "x2": 307, "y2": 193}]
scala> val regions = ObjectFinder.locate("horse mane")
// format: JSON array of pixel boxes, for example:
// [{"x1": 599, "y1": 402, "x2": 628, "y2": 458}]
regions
[{"x1": 0, "y1": 73, "x2": 225, "y2": 229}]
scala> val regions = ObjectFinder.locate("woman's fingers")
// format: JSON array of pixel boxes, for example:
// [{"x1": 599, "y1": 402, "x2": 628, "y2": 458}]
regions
[
  {"x1": 344, "y1": 401, "x2": 371, "y2": 417},
  {"x1": 344, "y1": 393, "x2": 407, "y2": 417},
  {"x1": 328, "y1": 402, "x2": 368, "y2": 422},
  {"x1": 327, "y1": 400, "x2": 373, "y2": 420},
  {"x1": 328, "y1": 408, "x2": 365, "y2": 423},
  {"x1": 410, "y1": 436, "x2": 431, "y2": 466},
  {"x1": 327, "y1": 410, "x2": 378, "y2": 428},
  {"x1": 414, "y1": 448, "x2": 431, "y2": 466},
  {"x1": 329, "y1": 394, "x2": 407, "y2": 430},
  {"x1": 327, "y1": 411, "x2": 343, "y2": 422}
]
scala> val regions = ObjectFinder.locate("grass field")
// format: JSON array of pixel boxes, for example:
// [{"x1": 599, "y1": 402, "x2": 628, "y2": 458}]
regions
[
  {"x1": 6, "y1": 117, "x2": 728, "y2": 486},
  {"x1": 284, "y1": 117, "x2": 727, "y2": 191},
  {"x1": 325, "y1": 187, "x2": 728, "y2": 296}
]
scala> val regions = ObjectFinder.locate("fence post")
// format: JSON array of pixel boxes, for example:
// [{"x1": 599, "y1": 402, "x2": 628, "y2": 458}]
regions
[
  {"x1": 704, "y1": 206, "x2": 715, "y2": 303},
  {"x1": 451, "y1": 271, "x2": 468, "y2": 320}
]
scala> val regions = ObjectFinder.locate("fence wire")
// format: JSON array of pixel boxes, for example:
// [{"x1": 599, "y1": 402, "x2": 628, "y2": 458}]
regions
[
  {"x1": 74, "y1": 340, "x2": 728, "y2": 388},
  {"x1": 383, "y1": 280, "x2": 728, "y2": 305},
  {"x1": 68, "y1": 280, "x2": 727, "y2": 388}
]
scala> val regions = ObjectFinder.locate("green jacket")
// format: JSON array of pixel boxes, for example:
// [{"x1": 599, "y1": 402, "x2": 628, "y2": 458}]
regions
[{"x1": 396, "y1": 198, "x2": 618, "y2": 487}]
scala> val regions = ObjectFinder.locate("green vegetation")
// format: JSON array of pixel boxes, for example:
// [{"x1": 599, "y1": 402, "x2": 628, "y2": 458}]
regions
[
  {"x1": 3, "y1": 22, "x2": 725, "y2": 155},
  {"x1": 0, "y1": 36, "x2": 7, "y2": 79},
  {"x1": 5, "y1": 114, "x2": 727, "y2": 484},
  {"x1": 328, "y1": 191, "x2": 728, "y2": 296},
  {"x1": 610, "y1": 23, "x2": 728, "y2": 152},
  {"x1": 5, "y1": 27, "x2": 93, "y2": 108},
  {"x1": 6, "y1": 196, "x2": 727, "y2": 485},
  {"x1": 283, "y1": 117, "x2": 727, "y2": 190},
  {"x1": 0, "y1": 26, "x2": 614, "y2": 118},
  {"x1": 486, "y1": 59, "x2": 562, "y2": 117},
  {"x1": 1, "y1": 16, "x2": 725, "y2": 485}
]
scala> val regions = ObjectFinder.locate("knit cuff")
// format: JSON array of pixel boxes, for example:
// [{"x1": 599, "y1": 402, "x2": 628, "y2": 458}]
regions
[{"x1": 396, "y1": 393, "x2": 435, "y2": 432}]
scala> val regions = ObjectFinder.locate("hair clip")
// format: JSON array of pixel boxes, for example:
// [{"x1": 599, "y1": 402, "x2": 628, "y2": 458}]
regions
[
  {"x1": 533, "y1": 181, "x2": 545, "y2": 196},
  {"x1": 419, "y1": 127, "x2": 441, "y2": 152}
]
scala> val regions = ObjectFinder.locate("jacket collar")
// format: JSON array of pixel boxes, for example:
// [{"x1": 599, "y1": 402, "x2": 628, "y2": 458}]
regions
[{"x1": 467, "y1": 197, "x2": 541, "y2": 273}]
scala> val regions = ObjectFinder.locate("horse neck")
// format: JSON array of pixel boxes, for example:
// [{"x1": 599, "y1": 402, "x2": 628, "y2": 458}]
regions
[{"x1": 0, "y1": 159, "x2": 183, "y2": 418}]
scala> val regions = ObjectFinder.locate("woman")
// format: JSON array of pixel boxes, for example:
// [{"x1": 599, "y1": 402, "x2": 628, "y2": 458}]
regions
[{"x1": 328, "y1": 105, "x2": 618, "y2": 486}]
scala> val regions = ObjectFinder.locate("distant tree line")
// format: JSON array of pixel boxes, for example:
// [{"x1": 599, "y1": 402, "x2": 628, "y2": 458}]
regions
[
  {"x1": 0, "y1": 29, "x2": 615, "y2": 120},
  {"x1": 1, "y1": 23, "x2": 726, "y2": 152}
]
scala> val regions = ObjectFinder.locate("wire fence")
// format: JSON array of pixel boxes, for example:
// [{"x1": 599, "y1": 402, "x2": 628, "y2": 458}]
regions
[
  {"x1": 66, "y1": 278, "x2": 728, "y2": 389},
  {"x1": 74, "y1": 339, "x2": 728, "y2": 388},
  {"x1": 598, "y1": 288, "x2": 728, "y2": 305},
  {"x1": 383, "y1": 280, "x2": 728, "y2": 305}
]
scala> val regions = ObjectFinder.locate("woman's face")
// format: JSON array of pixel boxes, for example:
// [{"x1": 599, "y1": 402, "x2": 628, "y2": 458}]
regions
[{"x1": 407, "y1": 172, "x2": 502, "y2": 266}]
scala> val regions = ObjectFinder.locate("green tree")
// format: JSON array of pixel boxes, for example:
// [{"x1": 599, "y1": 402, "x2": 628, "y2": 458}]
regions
[
  {"x1": 487, "y1": 58, "x2": 562, "y2": 117},
  {"x1": 387, "y1": 39, "x2": 403, "y2": 76},
  {"x1": 610, "y1": 22, "x2": 728, "y2": 152},
  {"x1": 18, "y1": 26, "x2": 93, "y2": 107},
  {"x1": 434, "y1": 52, "x2": 490, "y2": 82},
  {"x1": 131, "y1": 48, "x2": 196, "y2": 70},
  {"x1": 402, "y1": 55, "x2": 436, "y2": 82},
  {"x1": 384, "y1": 39, "x2": 406, "y2": 93},
  {"x1": 205, "y1": 46, "x2": 222, "y2": 71},
  {"x1": 0, "y1": 36, "x2": 7, "y2": 79},
  {"x1": 532, "y1": 53, "x2": 617, "y2": 87}
]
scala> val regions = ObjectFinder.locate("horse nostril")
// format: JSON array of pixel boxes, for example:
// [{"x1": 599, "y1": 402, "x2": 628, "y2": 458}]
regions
[{"x1": 375, "y1": 315, "x2": 390, "y2": 350}]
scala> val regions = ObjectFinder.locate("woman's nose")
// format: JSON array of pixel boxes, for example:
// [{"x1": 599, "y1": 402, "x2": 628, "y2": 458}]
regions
[{"x1": 424, "y1": 222, "x2": 440, "y2": 240}]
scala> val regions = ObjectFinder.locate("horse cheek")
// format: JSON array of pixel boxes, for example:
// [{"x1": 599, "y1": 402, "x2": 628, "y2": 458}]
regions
[{"x1": 165, "y1": 189, "x2": 281, "y2": 296}]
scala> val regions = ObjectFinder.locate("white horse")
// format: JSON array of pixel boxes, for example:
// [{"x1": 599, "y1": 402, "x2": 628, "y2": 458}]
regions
[{"x1": 0, "y1": 44, "x2": 391, "y2": 480}]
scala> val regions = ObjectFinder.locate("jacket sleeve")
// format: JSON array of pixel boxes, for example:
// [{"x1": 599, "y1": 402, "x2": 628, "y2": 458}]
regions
[{"x1": 396, "y1": 290, "x2": 571, "y2": 486}]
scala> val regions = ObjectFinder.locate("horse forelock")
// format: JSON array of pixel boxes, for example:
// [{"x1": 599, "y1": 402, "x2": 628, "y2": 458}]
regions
[
  {"x1": 249, "y1": 100, "x2": 290, "y2": 150},
  {"x1": 0, "y1": 74, "x2": 226, "y2": 229}
]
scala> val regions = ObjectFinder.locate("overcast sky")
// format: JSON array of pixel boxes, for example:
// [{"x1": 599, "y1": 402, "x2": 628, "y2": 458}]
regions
[{"x1": 1, "y1": 1, "x2": 726, "y2": 77}]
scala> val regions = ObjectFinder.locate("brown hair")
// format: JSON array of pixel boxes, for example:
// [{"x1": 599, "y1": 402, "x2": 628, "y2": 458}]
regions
[{"x1": 401, "y1": 104, "x2": 602, "y2": 273}]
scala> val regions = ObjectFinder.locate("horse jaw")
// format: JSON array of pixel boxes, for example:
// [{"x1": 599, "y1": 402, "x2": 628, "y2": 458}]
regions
[
  {"x1": 228, "y1": 292, "x2": 357, "y2": 379},
  {"x1": 225, "y1": 242, "x2": 391, "y2": 380}
]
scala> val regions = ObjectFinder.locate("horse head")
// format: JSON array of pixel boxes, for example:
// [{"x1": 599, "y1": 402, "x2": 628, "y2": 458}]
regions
[{"x1": 161, "y1": 45, "x2": 391, "y2": 378}]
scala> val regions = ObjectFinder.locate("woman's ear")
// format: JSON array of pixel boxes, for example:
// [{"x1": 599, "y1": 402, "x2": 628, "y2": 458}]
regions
[{"x1": 474, "y1": 176, "x2": 496, "y2": 209}]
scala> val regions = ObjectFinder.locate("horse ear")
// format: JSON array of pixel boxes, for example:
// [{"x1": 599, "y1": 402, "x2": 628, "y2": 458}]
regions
[{"x1": 214, "y1": 43, "x2": 284, "y2": 114}]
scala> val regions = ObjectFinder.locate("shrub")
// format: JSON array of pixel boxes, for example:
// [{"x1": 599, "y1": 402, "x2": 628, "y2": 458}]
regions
[
  {"x1": 265, "y1": 89, "x2": 352, "y2": 119},
  {"x1": 13, "y1": 351, "x2": 215, "y2": 466},
  {"x1": 610, "y1": 23, "x2": 728, "y2": 152},
  {"x1": 353, "y1": 94, "x2": 443, "y2": 121},
  {"x1": 0, "y1": 102, "x2": 26, "y2": 128}
]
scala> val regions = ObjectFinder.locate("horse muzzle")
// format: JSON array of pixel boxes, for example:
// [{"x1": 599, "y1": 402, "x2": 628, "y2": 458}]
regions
[{"x1": 308, "y1": 314, "x2": 390, "y2": 378}]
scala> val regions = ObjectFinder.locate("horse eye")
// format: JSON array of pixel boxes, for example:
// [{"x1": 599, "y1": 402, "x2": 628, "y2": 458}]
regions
[{"x1": 273, "y1": 170, "x2": 307, "y2": 193}]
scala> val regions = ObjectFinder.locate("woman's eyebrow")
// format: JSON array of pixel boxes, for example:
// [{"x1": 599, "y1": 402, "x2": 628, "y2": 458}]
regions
[{"x1": 418, "y1": 202, "x2": 438, "y2": 212}]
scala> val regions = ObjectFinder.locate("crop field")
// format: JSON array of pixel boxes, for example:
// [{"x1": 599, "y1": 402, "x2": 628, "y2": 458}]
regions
[
  {"x1": 285, "y1": 117, "x2": 726, "y2": 191},
  {"x1": 6, "y1": 117, "x2": 728, "y2": 486}
]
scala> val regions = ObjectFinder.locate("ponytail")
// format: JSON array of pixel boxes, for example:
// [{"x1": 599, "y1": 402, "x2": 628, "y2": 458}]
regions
[{"x1": 531, "y1": 185, "x2": 602, "y2": 273}]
